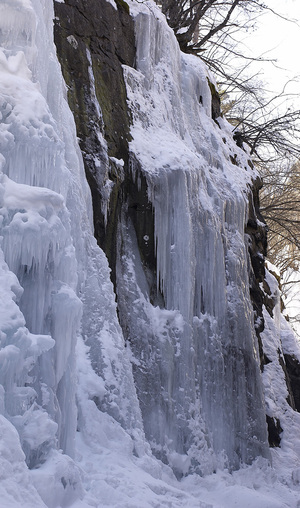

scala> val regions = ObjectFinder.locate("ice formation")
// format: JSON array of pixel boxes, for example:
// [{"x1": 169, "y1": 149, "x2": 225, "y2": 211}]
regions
[
  {"x1": 0, "y1": 0, "x2": 300, "y2": 507},
  {"x1": 119, "y1": 3, "x2": 269, "y2": 473},
  {"x1": 0, "y1": 0, "x2": 142, "y2": 505}
]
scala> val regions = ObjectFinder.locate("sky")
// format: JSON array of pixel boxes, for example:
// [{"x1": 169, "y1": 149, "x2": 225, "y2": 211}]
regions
[
  {"x1": 225, "y1": 0, "x2": 300, "y2": 333},
  {"x1": 248, "y1": 0, "x2": 300, "y2": 333},
  {"x1": 242, "y1": 0, "x2": 300, "y2": 97}
]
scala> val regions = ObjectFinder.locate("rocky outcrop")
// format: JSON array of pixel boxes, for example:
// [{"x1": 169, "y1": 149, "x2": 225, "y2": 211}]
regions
[
  {"x1": 54, "y1": 0, "x2": 134, "y2": 158},
  {"x1": 284, "y1": 353, "x2": 300, "y2": 411},
  {"x1": 244, "y1": 176, "x2": 299, "y2": 447},
  {"x1": 245, "y1": 176, "x2": 268, "y2": 367},
  {"x1": 266, "y1": 415, "x2": 283, "y2": 447},
  {"x1": 54, "y1": 0, "x2": 135, "y2": 276}
]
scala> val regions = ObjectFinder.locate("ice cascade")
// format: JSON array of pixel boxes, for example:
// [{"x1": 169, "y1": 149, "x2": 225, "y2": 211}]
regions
[{"x1": 118, "y1": 2, "x2": 270, "y2": 474}]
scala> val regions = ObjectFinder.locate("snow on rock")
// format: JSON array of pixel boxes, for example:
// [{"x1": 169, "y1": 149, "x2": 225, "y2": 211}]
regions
[
  {"x1": 30, "y1": 449, "x2": 84, "y2": 508},
  {"x1": 260, "y1": 268, "x2": 300, "y2": 487}
]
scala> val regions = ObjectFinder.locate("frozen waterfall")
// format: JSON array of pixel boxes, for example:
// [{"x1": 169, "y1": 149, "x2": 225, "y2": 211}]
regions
[
  {"x1": 119, "y1": 2, "x2": 270, "y2": 474},
  {"x1": 1, "y1": 0, "x2": 300, "y2": 507}
]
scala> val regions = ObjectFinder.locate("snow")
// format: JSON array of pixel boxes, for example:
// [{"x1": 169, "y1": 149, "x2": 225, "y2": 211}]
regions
[{"x1": 0, "y1": 0, "x2": 299, "y2": 507}]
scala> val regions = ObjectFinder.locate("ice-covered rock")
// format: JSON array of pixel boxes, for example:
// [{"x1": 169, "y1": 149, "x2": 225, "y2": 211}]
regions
[{"x1": 1, "y1": 0, "x2": 300, "y2": 506}]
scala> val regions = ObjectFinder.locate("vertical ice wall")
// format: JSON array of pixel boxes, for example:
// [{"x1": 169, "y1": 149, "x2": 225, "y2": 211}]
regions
[
  {"x1": 0, "y1": 0, "x2": 143, "y2": 487},
  {"x1": 0, "y1": 0, "x2": 81, "y2": 465},
  {"x1": 119, "y1": 1, "x2": 270, "y2": 475}
]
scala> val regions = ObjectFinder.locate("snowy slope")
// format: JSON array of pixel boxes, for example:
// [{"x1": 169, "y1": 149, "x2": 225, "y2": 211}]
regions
[{"x1": 0, "y1": 0, "x2": 299, "y2": 507}]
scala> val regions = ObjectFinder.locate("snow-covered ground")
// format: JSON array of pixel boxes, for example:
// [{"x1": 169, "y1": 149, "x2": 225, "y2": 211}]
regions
[{"x1": 0, "y1": 0, "x2": 300, "y2": 507}]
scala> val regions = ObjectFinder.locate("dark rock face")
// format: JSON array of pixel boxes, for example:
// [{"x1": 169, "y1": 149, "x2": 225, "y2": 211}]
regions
[
  {"x1": 277, "y1": 349, "x2": 296, "y2": 410},
  {"x1": 266, "y1": 415, "x2": 283, "y2": 447},
  {"x1": 284, "y1": 354, "x2": 300, "y2": 411},
  {"x1": 244, "y1": 175, "x2": 300, "y2": 447},
  {"x1": 54, "y1": 0, "x2": 135, "y2": 158},
  {"x1": 245, "y1": 176, "x2": 268, "y2": 368},
  {"x1": 127, "y1": 156, "x2": 156, "y2": 275},
  {"x1": 206, "y1": 78, "x2": 221, "y2": 121},
  {"x1": 54, "y1": 0, "x2": 135, "y2": 274}
]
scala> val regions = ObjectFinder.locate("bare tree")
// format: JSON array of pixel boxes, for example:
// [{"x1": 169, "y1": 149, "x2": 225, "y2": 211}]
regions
[
  {"x1": 223, "y1": 83, "x2": 300, "y2": 285},
  {"x1": 260, "y1": 161, "x2": 300, "y2": 273},
  {"x1": 226, "y1": 90, "x2": 300, "y2": 163},
  {"x1": 159, "y1": 0, "x2": 265, "y2": 53}
]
